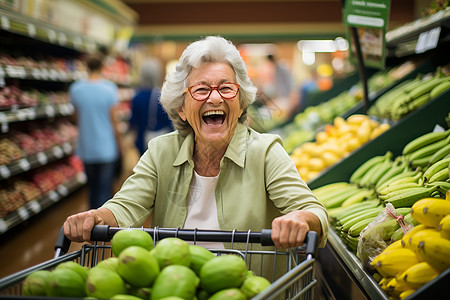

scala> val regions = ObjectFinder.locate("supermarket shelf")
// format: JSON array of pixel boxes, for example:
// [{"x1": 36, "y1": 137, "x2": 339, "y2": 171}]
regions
[
  {"x1": 0, "y1": 142, "x2": 76, "y2": 180},
  {"x1": 0, "y1": 103, "x2": 74, "y2": 130},
  {"x1": 0, "y1": 8, "x2": 99, "y2": 53},
  {"x1": 0, "y1": 64, "x2": 85, "y2": 82},
  {"x1": 0, "y1": 172, "x2": 87, "y2": 235}
]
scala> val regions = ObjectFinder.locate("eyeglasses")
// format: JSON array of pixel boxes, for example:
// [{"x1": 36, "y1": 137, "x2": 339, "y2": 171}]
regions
[{"x1": 185, "y1": 82, "x2": 240, "y2": 101}]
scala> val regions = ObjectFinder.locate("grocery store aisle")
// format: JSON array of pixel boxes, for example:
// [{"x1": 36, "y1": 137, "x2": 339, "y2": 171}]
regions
[{"x1": 0, "y1": 134, "x2": 141, "y2": 280}]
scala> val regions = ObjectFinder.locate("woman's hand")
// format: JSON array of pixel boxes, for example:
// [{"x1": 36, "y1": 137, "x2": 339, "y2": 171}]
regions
[
  {"x1": 63, "y1": 208, "x2": 116, "y2": 242},
  {"x1": 271, "y1": 210, "x2": 321, "y2": 249}
]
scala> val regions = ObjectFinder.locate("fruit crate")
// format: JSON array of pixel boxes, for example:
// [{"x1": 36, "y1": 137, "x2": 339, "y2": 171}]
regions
[{"x1": 0, "y1": 225, "x2": 319, "y2": 300}]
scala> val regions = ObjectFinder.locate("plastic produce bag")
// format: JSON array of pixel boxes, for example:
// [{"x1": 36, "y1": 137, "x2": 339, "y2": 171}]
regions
[{"x1": 357, "y1": 203, "x2": 415, "y2": 270}]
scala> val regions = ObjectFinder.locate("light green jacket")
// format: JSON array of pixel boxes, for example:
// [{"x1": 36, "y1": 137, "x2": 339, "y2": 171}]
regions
[{"x1": 103, "y1": 123, "x2": 329, "y2": 248}]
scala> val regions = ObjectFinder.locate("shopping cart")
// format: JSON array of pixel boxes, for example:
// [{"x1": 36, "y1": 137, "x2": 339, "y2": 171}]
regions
[{"x1": 0, "y1": 225, "x2": 319, "y2": 300}]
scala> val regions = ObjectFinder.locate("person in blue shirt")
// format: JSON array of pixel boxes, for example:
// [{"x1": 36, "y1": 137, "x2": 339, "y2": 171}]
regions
[
  {"x1": 69, "y1": 53, "x2": 122, "y2": 209},
  {"x1": 129, "y1": 58, "x2": 173, "y2": 155}
]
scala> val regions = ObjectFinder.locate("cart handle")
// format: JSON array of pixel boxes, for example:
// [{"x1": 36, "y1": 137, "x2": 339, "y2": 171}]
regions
[{"x1": 55, "y1": 225, "x2": 319, "y2": 258}]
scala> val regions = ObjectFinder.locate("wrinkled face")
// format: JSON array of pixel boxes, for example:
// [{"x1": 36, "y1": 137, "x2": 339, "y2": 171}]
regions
[{"x1": 178, "y1": 62, "x2": 243, "y2": 146}]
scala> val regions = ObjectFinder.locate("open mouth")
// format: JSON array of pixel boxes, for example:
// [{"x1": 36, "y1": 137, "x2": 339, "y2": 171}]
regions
[{"x1": 202, "y1": 110, "x2": 225, "y2": 126}]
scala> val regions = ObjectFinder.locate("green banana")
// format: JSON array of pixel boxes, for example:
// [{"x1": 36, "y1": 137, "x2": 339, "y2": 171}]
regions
[
  {"x1": 427, "y1": 143, "x2": 450, "y2": 166},
  {"x1": 407, "y1": 93, "x2": 431, "y2": 111},
  {"x1": 337, "y1": 206, "x2": 384, "y2": 227},
  {"x1": 375, "y1": 161, "x2": 409, "y2": 190},
  {"x1": 407, "y1": 76, "x2": 447, "y2": 100},
  {"x1": 367, "y1": 160, "x2": 395, "y2": 188},
  {"x1": 378, "y1": 182, "x2": 423, "y2": 198},
  {"x1": 407, "y1": 136, "x2": 450, "y2": 162},
  {"x1": 311, "y1": 182, "x2": 350, "y2": 198},
  {"x1": 320, "y1": 185, "x2": 363, "y2": 209},
  {"x1": 315, "y1": 184, "x2": 359, "y2": 206},
  {"x1": 425, "y1": 181, "x2": 450, "y2": 194},
  {"x1": 358, "y1": 157, "x2": 393, "y2": 188},
  {"x1": 410, "y1": 154, "x2": 435, "y2": 169},
  {"x1": 341, "y1": 189, "x2": 377, "y2": 207},
  {"x1": 376, "y1": 170, "x2": 420, "y2": 192},
  {"x1": 423, "y1": 157, "x2": 450, "y2": 182},
  {"x1": 350, "y1": 152, "x2": 392, "y2": 184},
  {"x1": 340, "y1": 208, "x2": 384, "y2": 233},
  {"x1": 348, "y1": 216, "x2": 379, "y2": 237},
  {"x1": 385, "y1": 186, "x2": 438, "y2": 208},
  {"x1": 329, "y1": 199, "x2": 381, "y2": 221},
  {"x1": 402, "y1": 129, "x2": 450, "y2": 156},
  {"x1": 430, "y1": 79, "x2": 450, "y2": 99},
  {"x1": 428, "y1": 168, "x2": 449, "y2": 183}
]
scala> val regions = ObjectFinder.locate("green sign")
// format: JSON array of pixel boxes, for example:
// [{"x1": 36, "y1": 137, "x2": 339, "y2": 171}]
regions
[{"x1": 343, "y1": 0, "x2": 391, "y2": 69}]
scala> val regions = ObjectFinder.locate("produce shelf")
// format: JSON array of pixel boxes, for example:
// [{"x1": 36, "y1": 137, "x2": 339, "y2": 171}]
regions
[{"x1": 0, "y1": 172, "x2": 86, "y2": 235}]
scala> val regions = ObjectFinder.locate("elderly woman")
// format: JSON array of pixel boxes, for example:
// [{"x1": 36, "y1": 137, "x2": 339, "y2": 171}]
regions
[{"x1": 64, "y1": 36, "x2": 328, "y2": 250}]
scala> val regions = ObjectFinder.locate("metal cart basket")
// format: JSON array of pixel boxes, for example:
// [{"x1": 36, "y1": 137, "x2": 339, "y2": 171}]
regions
[{"x1": 0, "y1": 225, "x2": 319, "y2": 300}]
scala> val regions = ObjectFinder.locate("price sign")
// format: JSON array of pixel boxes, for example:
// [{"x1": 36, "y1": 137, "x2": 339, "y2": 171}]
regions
[
  {"x1": 28, "y1": 200, "x2": 41, "y2": 214},
  {"x1": 37, "y1": 152, "x2": 48, "y2": 165},
  {"x1": 48, "y1": 190, "x2": 59, "y2": 202},
  {"x1": 57, "y1": 185, "x2": 68, "y2": 196},
  {"x1": 18, "y1": 158, "x2": 31, "y2": 171},
  {"x1": 0, "y1": 218, "x2": 7, "y2": 234},
  {"x1": 45, "y1": 105, "x2": 55, "y2": 118},
  {"x1": 52, "y1": 146, "x2": 64, "y2": 158},
  {"x1": 1, "y1": 16, "x2": 10, "y2": 30},
  {"x1": 17, "y1": 206, "x2": 30, "y2": 221},
  {"x1": 415, "y1": 27, "x2": 441, "y2": 54},
  {"x1": 27, "y1": 23, "x2": 36, "y2": 37},
  {"x1": 0, "y1": 165, "x2": 11, "y2": 178}
]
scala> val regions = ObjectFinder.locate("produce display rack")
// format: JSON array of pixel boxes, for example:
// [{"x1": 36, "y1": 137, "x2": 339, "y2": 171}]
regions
[
  {"x1": 0, "y1": 141, "x2": 76, "y2": 180},
  {"x1": 307, "y1": 89, "x2": 449, "y2": 299},
  {"x1": 0, "y1": 172, "x2": 86, "y2": 235}
]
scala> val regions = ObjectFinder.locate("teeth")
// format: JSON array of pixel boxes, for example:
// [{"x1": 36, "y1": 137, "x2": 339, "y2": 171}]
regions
[{"x1": 203, "y1": 110, "x2": 224, "y2": 117}]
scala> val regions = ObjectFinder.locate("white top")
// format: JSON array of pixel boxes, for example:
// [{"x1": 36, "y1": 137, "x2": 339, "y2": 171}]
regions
[{"x1": 183, "y1": 171, "x2": 224, "y2": 249}]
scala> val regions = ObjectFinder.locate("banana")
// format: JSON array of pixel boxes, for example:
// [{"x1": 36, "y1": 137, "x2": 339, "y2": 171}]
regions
[
  {"x1": 430, "y1": 78, "x2": 450, "y2": 99},
  {"x1": 401, "y1": 224, "x2": 427, "y2": 248},
  {"x1": 407, "y1": 136, "x2": 450, "y2": 162},
  {"x1": 311, "y1": 182, "x2": 350, "y2": 198},
  {"x1": 314, "y1": 183, "x2": 358, "y2": 206},
  {"x1": 319, "y1": 185, "x2": 363, "y2": 209},
  {"x1": 399, "y1": 289, "x2": 416, "y2": 300},
  {"x1": 375, "y1": 161, "x2": 409, "y2": 190},
  {"x1": 348, "y1": 216, "x2": 379, "y2": 237},
  {"x1": 358, "y1": 159, "x2": 393, "y2": 188},
  {"x1": 376, "y1": 170, "x2": 422, "y2": 193},
  {"x1": 422, "y1": 157, "x2": 450, "y2": 182},
  {"x1": 416, "y1": 235, "x2": 450, "y2": 272},
  {"x1": 339, "y1": 208, "x2": 384, "y2": 233},
  {"x1": 386, "y1": 277, "x2": 414, "y2": 296},
  {"x1": 350, "y1": 152, "x2": 392, "y2": 184},
  {"x1": 378, "y1": 182, "x2": 423, "y2": 198},
  {"x1": 410, "y1": 197, "x2": 450, "y2": 228},
  {"x1": 427, "y1": 142, "x2": 450, "y2": 166},
  {"x1": 438, "y1": 214, "x2": 450, "y2": 240},
  {"x1": 371, "y1": 248, "x2": 420, "y2": 278},
  {"x1": 378, "y1": 276, "x2": 394, "y2": 291},
  {"x1": 385, "y1": 186, "x2": 438, "y2": 208},
  {"x1": 407, "y1": 93, "x2": 431, "y2": 111},
  {"x1": 384, "y1": 240, "x2": 404, "y2": 252},
  {"x1": 341, "y1": 189, "x2": 377, "y2": 207},
  {"x1": 328, "y1": 199, "x2": 381, "y2": 220},
  {"x1": 407, "y1": 75, "x2": 447, "y2": 100},
  {"x1": 425, "y1": 181, "x2": 450, "y2": 195},
  {"x1": 399, "y1": 261, "x2": 439, "y2": 289},
  {"x1": 367, "y1": 160, "x2": 395, "y2": 188},
  {"x1": 406, "y1": 228, "x2": 441, "y2": 251},
  {"x1": 410, "y1": 154, "x2": 435, "y2": 169},
  {"x1": 428, "y1": 168, "x2": 449, "y2": 183},
  {"x1": 402, "y1": 130, "x2": 450, "y2": 156}
]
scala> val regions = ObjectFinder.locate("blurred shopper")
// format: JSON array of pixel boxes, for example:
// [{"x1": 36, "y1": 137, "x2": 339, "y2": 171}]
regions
[
  {"x1": 258, "y1": 54, "x2": 300, "y2": 119},
  {"x1": 69, "y1": 53, "x2": 122, "y2": 209},
  {"x1": 129, "y1": 58, "x2": 173, "y2": 155}
]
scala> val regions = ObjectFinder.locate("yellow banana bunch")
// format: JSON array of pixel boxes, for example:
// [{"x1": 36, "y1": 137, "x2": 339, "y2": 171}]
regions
[
  {"x1": 386, "y1": 277, "x2": 414, "y2": 297},
  {"x1": 415, "y1": 234, "x2": 450, "y2": 272},
  {"x1": 410, "y1": 197, "x2": 450, "y2": 228},
  {"x1": 370, "y1": 248, "x2": 420, "y2": 278},
  {"x1": 399, "y1": 261, "x2": 439, "y2": 289},
  {"x1": 405, "y1": 228, "x2": 441, "y2": 251},
  {"x1": 438, "y1": 214, "x2": 450, "y2": 239}
]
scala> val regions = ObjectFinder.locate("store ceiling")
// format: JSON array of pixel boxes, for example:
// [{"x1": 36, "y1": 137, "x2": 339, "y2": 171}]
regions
[{"x1": 122, "y1": 0, "x2": 417, "y2": 43}]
